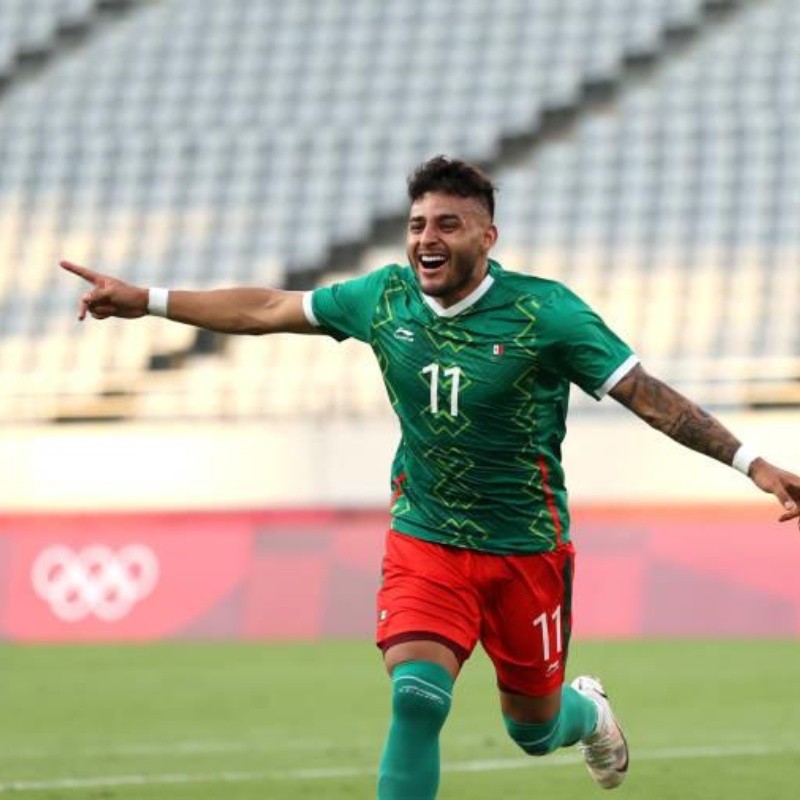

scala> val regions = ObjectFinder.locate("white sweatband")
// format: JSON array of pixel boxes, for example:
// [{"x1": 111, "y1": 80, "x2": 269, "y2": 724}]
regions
[
  {"x1": 147, "y1": 287, "x2": 170, "y2": 317},
  {"x1": 732, "y1": 445, "x2": 758, "y2": 476}
]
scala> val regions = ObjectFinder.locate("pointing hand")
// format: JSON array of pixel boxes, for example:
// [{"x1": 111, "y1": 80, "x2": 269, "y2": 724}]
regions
[{"x1": 60, "y1": 261, "x2": 149, "y2": 321}]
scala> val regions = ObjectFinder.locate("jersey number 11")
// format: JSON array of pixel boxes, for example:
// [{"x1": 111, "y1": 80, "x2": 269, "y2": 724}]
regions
[{"x1": 422, "y1": 363, "x2": 463, "y2": 416}]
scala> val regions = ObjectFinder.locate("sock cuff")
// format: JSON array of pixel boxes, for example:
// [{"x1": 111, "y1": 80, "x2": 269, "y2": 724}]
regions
[
  {"x1": 392, "y1": 661, "x2": 454, "y2": 697},
  {"x1": 503, "y1": 714, "x2": 559, "y2": 730},
  {"x1": 503, "y1": 714, "x2": 560, "y2": 735}
]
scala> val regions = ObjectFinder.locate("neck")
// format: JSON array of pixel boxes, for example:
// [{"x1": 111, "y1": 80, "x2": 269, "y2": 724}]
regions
[{"x1": 429, "y1": 258, "x2": 490, "y2": 309}]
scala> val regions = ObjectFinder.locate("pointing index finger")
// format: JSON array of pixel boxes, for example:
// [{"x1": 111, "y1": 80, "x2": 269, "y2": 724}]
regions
[{"x1": 60, "y1": 260, "x2": 100, "y2": 285}]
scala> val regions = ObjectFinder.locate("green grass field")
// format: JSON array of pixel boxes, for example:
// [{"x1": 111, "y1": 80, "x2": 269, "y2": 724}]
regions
[{"x1": 1, "y1": 639, "x2": 799, "y2": 799}]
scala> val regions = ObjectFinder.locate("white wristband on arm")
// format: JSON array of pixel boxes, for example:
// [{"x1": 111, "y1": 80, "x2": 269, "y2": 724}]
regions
[
  {"x1": 147, "y1": 287, "x2": 170, "y2": 317},
  {"x1": 732, "y1": 444, "x2": 758, "y2": 476}
]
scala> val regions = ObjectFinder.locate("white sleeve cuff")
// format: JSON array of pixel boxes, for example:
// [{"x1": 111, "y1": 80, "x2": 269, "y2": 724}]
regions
[
  {"x1": 595, "y1": 354, "x2": 640, "y2": 399},
  {"x1": 302, "y1": 291, "x2": 320, "y2": 327}
]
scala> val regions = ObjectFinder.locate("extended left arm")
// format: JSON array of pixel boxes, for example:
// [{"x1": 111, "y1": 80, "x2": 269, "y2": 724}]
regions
[{"x1": 609, "y1": 364, "x2": 800, "y2": 525}]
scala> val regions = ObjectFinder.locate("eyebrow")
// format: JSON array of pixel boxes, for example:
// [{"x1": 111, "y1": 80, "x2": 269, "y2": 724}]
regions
[{"x1": 408, "y1": 213, "x2": 463, "y2": 225}]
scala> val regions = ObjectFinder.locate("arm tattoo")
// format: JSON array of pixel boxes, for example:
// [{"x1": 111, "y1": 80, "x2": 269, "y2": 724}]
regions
[{"x1": 610, "y1": 366, "x2": 739, "y2": 466}]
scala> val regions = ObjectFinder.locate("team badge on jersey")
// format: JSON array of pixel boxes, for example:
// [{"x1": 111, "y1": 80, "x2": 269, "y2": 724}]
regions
[{"x1": 492, "y1": 343, "x2": 505, "y2": 356}]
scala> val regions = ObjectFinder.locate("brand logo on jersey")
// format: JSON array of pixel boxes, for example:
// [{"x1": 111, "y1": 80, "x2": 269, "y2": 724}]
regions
[
  {"x1": 394, "y1": 327, "x2": 415, "y2": 342},
  {"x1": 492, "y1": 344, "x2": 504, "y2": 356}
]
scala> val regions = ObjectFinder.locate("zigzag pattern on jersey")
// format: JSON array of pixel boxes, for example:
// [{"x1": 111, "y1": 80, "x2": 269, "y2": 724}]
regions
[
  {"x1": 423, "y1": 446, "x2": 477, "y2": 511},
  {"x1": 375, "y1": 345, "x2": 400, "y2": 410},
  {"x1": 510, "y1": 430, "x2": 562, "y2": 547},
  {"x1": 422, "y1": 320, "x2": 471, "y2": 354},
  {"x1": 511, "y1": 380, "x2": 558, "y2": 544},
  {"x1": 371, "y1": 277, "x2": 406, "y2": 410},
  {"x1": 436, "y1": 516, "x2": 490, "y2": 548},
  {"x1": 511, "y1": 296, "x2": 541, "y2": 355},
  {"x1": 511, "y1": 296, "x2": 559, "y2": 547},
  {"x1": 510, "y1": 296, "x2": 543, "y2": 442},
  {"x1": 417, "y1": 320, "x2": 473, "y2": 437},
  {"x1": 391, "y1": 486, "x2": 412, "y2": 518},
  {"x1": 389, "y1": 455, "x2": 489, "y2": 546},
  {"x1": 416, "y1": 375, "x2": 473, "y2": 437}
]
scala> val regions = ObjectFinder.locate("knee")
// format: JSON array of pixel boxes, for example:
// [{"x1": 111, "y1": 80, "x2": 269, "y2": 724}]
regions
[
  {"x1": 504, "y1": 714, "x2": 561, "y2": 756},
  {"x1": 391, "y1": 661, "x2": 453, "y2": 733}
]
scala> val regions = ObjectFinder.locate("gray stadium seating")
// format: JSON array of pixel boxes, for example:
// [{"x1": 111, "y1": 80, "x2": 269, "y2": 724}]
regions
[
  {"x1": 4, "y1": 0, "x2": 796, "y2": 422},
  {"x1": 0, "y1": 0, "x2": 129, "y2": 77},
  {"x1": 491, "y1": 0, "x2": 800, "y2": 408}
]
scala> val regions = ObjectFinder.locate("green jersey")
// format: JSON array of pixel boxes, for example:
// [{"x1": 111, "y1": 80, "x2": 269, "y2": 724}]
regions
[{"x1": 304, "y1": 260, "x2": 637, "y2": 554}]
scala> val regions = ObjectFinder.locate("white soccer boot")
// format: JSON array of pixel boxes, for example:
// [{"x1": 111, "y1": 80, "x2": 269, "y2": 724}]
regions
[{"x1": 571, "y1": 675, "x2": 629, "y2": 789}]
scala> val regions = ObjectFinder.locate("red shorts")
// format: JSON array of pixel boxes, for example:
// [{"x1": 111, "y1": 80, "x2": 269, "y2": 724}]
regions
[{"x1": 376, "y1": 530, "x2": 575, "y2": 696}]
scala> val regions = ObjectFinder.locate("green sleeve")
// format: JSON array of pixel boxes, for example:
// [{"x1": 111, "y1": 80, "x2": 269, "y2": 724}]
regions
[
  {"x1": 307, "y1": 265, "x2": 394, "y2": 343},
  {"x1": 540, "y1": 285, "x2": 638, "y2": 399}
]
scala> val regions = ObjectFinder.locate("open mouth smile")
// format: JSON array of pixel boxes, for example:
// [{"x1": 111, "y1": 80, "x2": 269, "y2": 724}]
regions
[{"x1": 418, "y1": 254, "x2": 448, "y2": 272}]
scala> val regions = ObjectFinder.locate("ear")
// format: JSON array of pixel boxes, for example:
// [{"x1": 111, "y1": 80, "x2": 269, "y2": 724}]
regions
[{"x1": 483, "y1": 223, "x2": 498, "y2": 251}]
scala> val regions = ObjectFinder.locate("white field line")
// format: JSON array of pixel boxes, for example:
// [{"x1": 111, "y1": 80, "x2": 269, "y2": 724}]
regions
[
  {"x1": 0, "y1": 731, "x2": 768, "y2": 762},
  {"x1": 0, "y1": 734, "x2": 504, "y2": 760},
  {"x1": 2, "y1": 742, "x2": 799, "y2": 793},
  {"x1": 0, "y1": 738, "x2": 337, "y2": 760}
]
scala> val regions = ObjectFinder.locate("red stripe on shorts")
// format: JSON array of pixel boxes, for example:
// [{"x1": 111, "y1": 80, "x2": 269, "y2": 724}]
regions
[{"x1": 537, "y1": 456, "x2": 563, "y2": 545}]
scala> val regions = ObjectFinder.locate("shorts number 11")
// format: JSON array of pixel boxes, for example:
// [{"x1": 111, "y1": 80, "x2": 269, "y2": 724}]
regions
[{"x1": 533, "y1": 605, "x2": 562, "y2": 661}]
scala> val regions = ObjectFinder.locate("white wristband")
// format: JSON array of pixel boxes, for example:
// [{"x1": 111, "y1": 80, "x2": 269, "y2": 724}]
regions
[
  {"x1": 147, "y1": 287, "x2": 170, "y2": 317},
  {"x1": 732, "y1": 444, "x2": 758, "y2": 476}
]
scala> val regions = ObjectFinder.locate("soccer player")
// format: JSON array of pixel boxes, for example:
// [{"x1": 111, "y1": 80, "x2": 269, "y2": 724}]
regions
[{"x1": 61, "y1": 156, "x2": 800, "y2": 799}]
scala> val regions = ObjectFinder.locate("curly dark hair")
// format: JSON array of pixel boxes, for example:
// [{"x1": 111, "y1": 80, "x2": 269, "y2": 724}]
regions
[{"x1": 407, "y1": 156, "x2": 497, "y2": 220}]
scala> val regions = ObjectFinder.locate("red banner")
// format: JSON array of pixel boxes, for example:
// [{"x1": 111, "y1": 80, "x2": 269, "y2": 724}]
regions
[{"x1": 0, "y1": 505, "x2": 798, "y2": 642}]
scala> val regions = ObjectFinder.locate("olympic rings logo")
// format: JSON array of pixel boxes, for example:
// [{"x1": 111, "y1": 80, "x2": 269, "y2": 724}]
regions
[{"x1": 31, "y1": 545, "x2": 159, "y2": 622}]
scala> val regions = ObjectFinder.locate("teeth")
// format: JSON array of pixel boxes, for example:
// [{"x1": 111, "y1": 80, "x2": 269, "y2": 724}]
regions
[{"x1": 420, "y1": 255, "x2": 446, "y2": 267}]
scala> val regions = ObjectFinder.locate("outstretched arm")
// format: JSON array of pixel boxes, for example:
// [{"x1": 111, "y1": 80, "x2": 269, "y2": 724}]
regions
[
  {"x1": 60, "y1": 261, "x2": 317, "y2": 335},
  {"x1": 609, "y1": 364, "x2": 800, "y2": 526}
]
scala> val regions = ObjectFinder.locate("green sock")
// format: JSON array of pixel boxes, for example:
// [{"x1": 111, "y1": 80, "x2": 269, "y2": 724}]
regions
[
  {"x1": 504, "y1": 685, "x2": 598, "y2": 755},
  {"x1": 558, "y1": 684, "x2": 599, "y2": 745},
  {"x1": 377, "y1": 661, "x2": 454, "y2": 800}
]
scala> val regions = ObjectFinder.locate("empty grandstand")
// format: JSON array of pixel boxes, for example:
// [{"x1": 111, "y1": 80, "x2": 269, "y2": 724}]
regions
[{"x1": 0, "y1": 0, "x2": 798, "y2": 423}]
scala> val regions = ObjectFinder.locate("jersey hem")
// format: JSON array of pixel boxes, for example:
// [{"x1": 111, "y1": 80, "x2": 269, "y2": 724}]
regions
[{"x1": 390, "y1": 519, "x2": 567, "y2": 555}]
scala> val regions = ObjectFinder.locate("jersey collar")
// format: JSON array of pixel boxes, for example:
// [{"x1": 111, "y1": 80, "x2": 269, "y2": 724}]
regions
[{"x1": 421, "y1": 266, "x2": 496, "y2": 318}]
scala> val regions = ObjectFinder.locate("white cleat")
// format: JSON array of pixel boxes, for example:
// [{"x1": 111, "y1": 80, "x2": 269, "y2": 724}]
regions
[{"x1": 571, "y1": 675, "x2": 629, "y2": 789}]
